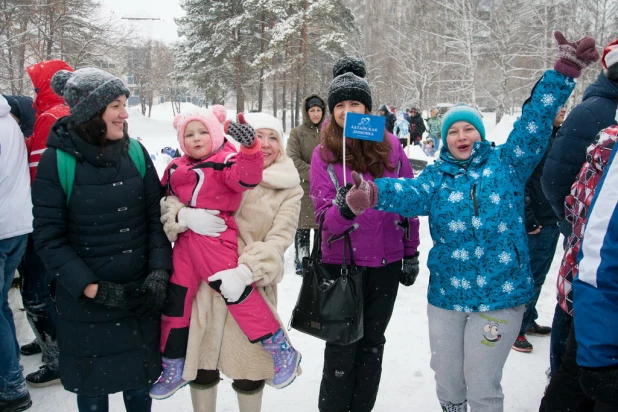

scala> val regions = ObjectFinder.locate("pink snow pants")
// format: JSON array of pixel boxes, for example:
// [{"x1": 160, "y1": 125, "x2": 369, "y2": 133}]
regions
[{"x1": 160, "y1": 221, "x2": 280, "y2": 358}]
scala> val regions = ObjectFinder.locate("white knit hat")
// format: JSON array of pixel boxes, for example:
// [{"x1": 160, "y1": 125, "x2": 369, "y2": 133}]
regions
[{"x1": 243, "y1": 112, "x2": 286, "y2": 160}]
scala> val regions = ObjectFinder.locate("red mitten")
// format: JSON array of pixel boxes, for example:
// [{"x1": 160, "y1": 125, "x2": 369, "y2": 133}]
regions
[
  {"x1": 554, "y1": 31, "x2": 600, "y2": 78},
  {"x1": 345, "y1": 171, "x2": 378, "y2": 215}
]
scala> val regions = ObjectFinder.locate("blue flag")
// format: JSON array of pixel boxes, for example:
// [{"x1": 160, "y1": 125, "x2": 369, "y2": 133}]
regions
[{"x1": 343, "y1": 112, "x2": 386, "y2": 142}]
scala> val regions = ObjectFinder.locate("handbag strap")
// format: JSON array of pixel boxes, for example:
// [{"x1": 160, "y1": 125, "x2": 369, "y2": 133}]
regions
[{"x1": 310, "y1": 212, "x2": 325, "y2": 261}]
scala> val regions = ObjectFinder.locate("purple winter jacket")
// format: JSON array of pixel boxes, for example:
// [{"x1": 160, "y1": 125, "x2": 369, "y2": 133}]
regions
[{"x1": 310, "y1": 132, "x2": 420, "y2": 267}]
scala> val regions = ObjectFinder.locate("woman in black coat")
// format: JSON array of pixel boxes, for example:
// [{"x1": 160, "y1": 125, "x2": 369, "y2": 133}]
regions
[{"x1": 32, "y1": 68, "x2": 172, "y2": 412}]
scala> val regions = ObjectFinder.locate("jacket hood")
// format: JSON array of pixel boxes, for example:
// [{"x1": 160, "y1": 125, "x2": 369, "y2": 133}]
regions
[
  {"x1": 2, "y1": 95, "x2": 36, "y2": 137},
  {"x1": 583, "y1": 70, "x2": 618, "y2": 101},
  {"x1": 0, "y1": 95, "x2": 9, "y2": 117},
  {"x1": 302, "y1": 94, "x2": 326, "y2": 128},
  {"x1": 47, "y1": 117, "x2": 127, "y2": 166},
  {"x1": 589, "y1": 125, "x2": 618, "y2": 172},
  {"x1": 27, "y1": 60, "x2": 74, "y2": 116},
  {"x1": 261, "y1": 155, "x2": 300, "y2": 190}
]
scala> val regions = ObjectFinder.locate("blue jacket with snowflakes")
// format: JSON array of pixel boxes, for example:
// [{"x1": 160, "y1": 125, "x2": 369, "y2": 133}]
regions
[
  {"x1": 573, "y1": 146, "x2": 618, "y2": 368},
  {"x1": 373, "y1": 70, "x2": 576, "y2": 312}
]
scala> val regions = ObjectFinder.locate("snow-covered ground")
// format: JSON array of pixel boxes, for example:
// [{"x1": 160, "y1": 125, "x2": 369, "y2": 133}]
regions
[{"x1": 10, "y1": 104, "x2": 558, "y2": 411}]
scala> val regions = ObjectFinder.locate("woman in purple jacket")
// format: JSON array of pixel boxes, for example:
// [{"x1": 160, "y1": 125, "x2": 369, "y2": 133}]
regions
[{"x1": 310, "y1": 56, "x2": 420, "y2": 412}]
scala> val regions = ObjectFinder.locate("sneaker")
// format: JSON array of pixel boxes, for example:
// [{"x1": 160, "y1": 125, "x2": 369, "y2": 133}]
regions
[
  {"x1": 512, "y1": 334, "x2": 533, "y2": 353},
  {"x1": 149, "y1": 357, "x2": 189, "y2": 400},
  {"x1": 25, "y1": 365, "x2": 60, "y2": 387},
  {"x1": 526, "y1": 321, "x2": 552, "y2": 336},
  {"x1": 261, "y1": 329, "x2": 301, "y2": 389},
  {"x1": 441, "y1": 400, "x2": 468, "y2": 412},
  {"x1": 0, "y1": 393, "x2": 32, "y2": 412},
  {"x1": 19, "y1": 341, "x2": 41, "y2": 357}
]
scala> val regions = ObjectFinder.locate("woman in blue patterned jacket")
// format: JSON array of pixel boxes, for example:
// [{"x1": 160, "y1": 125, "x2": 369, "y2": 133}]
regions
[{"x1": 344, "y1": 32, "x2": 599, "y2": 412}]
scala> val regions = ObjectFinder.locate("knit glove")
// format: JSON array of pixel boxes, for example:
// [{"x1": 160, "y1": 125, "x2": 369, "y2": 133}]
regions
[
  {"x1": 345, "y1": 171, "x2": 378, "y2": 215},
  {"x1": 224, "y1": 113, "x2": 256, "y2": 147},
  {"x1": 134, "y1": 269, "x2": 170, "y2": 317},
  {"x1": 580, "y1": 365, "x2": 618, "y2": 405},
  {"x1": 336, "y1": 184, "x2": 355, "y2": 220},
  {"x1": 400, "y1": 252, "x2": 420, "y2": 286},
  {"x1": 208, "y1": 264, "x2": 253, "y2": 303},
  {"x1": 554, "y1": 31, "x2": 600, "y2": 78},
  {"x1": 93, "y1": 280, "x2": 146, "y2": 310},
  {"x1": 160, "y1": 196, "x2": 188, "y2": 242},
  {"x1": 178, "y1": 207, "x2": 227, "y2": 237}
]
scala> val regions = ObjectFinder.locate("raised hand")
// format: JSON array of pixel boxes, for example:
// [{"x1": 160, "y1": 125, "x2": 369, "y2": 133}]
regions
[
  {"x1": 345, "y1": 171, "x2": 378, "y2": 215},
  {"x1": 554, "y1": 31, "x2": 600, "y2": 78},
  {"x1": 224, "y1": 112, "x2": 257, "y2": 147}
]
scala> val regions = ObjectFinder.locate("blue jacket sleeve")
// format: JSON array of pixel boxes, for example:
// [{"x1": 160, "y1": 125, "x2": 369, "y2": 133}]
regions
[
  {"x1": 501, "y1": 70, "x2": 575, "y2": 183},
  {"x1": 573, "y1": 147, "x2": 618, "y2": 368},
  {"x1": 374, "y1": 164, "x2": 438, "y2": 217}
]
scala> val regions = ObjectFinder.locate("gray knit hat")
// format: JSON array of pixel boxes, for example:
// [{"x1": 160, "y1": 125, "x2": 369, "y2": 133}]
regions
[
  {"x1": 327, "y1": 56, "x2": 372, "y2": 113},
  {"x1": 51, "y1": 68, "x2": 130, "y2": 124}
]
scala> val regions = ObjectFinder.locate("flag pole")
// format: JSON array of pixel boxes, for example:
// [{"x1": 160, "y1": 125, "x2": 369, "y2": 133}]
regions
[{"x1": 343, "y1": 112, "x2": 347, "y2": 187}]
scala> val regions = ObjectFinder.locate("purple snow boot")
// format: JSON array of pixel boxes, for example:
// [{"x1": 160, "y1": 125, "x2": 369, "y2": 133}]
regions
[
  {"x1": 261, "y1": 329, "x2": 301, "y2": 389},
  {"x1": 149, "y1": 357, "x2": 189, "y2": 400}
]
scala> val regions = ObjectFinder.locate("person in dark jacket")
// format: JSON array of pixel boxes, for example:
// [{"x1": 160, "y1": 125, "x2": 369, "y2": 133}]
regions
[
  {"x1": 31, "y1": 67, "x2": 172, "y2": 412},
  {"x1": 512, "y1": 107, "x2": 566, "y2": 354},
  {"x1": 287, "y1": 94, "x2": 326, "y2": 275},
  {"x1": 542, "y1": 38, "x2": 618, "y2": 236},
  {"x1": 2, "y1": 95, "x2": 36, "y2": 138},
  {"x1": 378, "y1": 103, "x2": 396, "y2": 134},
  {"x1": 408, "y1": 107, "x2": 426, "y2": 146}
]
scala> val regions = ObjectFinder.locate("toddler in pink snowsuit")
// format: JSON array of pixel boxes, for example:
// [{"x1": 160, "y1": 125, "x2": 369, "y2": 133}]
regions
[{"x1": 151, "y1": 106, "x2": 299, "y2": 399}]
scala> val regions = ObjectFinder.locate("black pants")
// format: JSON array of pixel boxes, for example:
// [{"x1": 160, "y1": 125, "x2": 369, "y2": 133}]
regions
[
  {"x1": 194, "y1": 369, "x2": 263, "y2": 392},
  {"x1": 540, "y1": 317, "x2": 618, "y2": 412},
  {"x1": 20, "y1": 234, "x2": 58, "y2": 370},
  {"x1": 77, "y1": 387, "x2": 151, "y2": 412},
  {"x1": 294, "y1": 229, "x2": 311, "y2": 271},
  {"x1": 318, "y1": 261, "x2": 401, "y2": 412}
]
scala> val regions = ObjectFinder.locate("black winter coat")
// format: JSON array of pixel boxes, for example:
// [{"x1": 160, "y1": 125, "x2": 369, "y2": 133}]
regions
[
  {"x1": 409, "y1": 113, "x2": 426, "y2": 142},
  {"x1": 542, "y1": 71, "x2": 618, "y2": 235},
  {"x1": 32, "y1": 118, "x2": 172, "y2": 396},
  {"x1": 524, "y1": 126, "x2": 560, "y2": 232}
]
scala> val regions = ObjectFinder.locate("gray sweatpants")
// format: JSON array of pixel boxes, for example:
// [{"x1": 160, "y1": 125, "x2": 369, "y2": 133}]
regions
[{"x1": 427, "y1": 303, "x2": 525, "y2": 412}]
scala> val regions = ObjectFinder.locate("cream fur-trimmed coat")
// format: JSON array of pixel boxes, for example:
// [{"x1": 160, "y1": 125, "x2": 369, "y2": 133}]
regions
[{"x1": 162, "y1": 149, "x2": 303, "y2": 382}]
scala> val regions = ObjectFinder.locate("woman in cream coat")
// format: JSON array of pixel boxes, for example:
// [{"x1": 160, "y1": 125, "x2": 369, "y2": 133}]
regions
[{"x1": 160, "y1": 112, "x2": 302, "y2": 411}]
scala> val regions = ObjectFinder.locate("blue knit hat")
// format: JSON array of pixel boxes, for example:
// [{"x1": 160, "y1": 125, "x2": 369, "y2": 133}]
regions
[{"x1": 441, "y1": 104, "x2": 485, "y2": 147}]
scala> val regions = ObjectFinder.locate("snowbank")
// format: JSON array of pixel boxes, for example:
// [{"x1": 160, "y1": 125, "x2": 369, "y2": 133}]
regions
[{"x1": 487, "y1": 114, "x2": 517, "y2": 146}]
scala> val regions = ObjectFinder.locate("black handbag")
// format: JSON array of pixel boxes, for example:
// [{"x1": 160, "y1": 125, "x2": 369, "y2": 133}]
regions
[{"x1": 290, "y1": 213, "x2": 364, "y2": 345}]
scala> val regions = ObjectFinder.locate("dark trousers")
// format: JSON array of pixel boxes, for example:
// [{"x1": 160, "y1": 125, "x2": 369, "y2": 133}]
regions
[
  {"x1": 77, "y1": 387, "x2": 151, "y2": 412},
  {"x1": 540, "y1": 317, "x2": 618, "y2": 412},
  {"x1": 20, "y1": 234, "x2": 58, "y2": 370},
  {"x1": 294, "y1": 229, "x2": 311, "y2": 271},
  {"x1": 520, "y1": 224, "x2": 560, "y2": 334},
  {"x1": 318, "y1": 261, "x2": 401, "y2": 412},
  {"x1": 550, "y1": 303, "x2": 570, "y2": 375}
]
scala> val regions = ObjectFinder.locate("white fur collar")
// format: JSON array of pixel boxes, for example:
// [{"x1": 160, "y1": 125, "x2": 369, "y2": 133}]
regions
[{"x1": 261, "y1": 157, "x2": 300, "y2": 189}]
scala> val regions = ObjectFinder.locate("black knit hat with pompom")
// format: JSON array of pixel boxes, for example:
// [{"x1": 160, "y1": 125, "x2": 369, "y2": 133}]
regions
[
  {"x1": 51, "y1": 67, "x2": 130, "y2": 124},
  {"x1": 327, "y1": 56, "x2": 372, "y2": 113}
]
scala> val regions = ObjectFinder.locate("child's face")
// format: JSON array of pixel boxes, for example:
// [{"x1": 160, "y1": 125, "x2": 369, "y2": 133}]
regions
[
  {"x1": 184, "y1": 120, "x2": 212, "y2": 159},
  {"x1": 446, "y1": 121, "x2": 482, "y2": 160}
]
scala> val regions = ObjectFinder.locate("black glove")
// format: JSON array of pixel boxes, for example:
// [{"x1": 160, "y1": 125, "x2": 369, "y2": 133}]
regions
[
  {"x1": 400, "y1": 252, "x2": 420, "y2": 286},
  {"x1": 580, "y1": 365, "x2": 618, "y2": 405},
  {"x1": 335, "y1": 184, "x2": 355, "y2": 220},
  {"x1": 134, "y1": 269, "x2": 170, "y2": 317},
  {"x1": 93, "y1": 280, "x2": 146, "y2": 310},
  {"x1": 226, "y1": 113, "x2": 256, "y2": 147}
]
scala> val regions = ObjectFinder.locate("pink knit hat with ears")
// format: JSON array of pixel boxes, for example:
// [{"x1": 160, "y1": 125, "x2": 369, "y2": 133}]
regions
[{"x1": 173, "y1": 105, "x2": 227, "y2": 154}]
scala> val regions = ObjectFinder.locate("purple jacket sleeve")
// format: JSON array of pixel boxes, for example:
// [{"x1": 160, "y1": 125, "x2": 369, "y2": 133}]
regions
[
  {"x1": 309, "y1": 146, "x2": 360, "y2": 235},
  {"x1": 395, "y1": 139, "x2": 420, "y2": 255}
]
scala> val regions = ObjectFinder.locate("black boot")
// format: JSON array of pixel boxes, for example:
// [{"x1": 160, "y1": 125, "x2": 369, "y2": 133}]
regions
[
  {"x1": 19, "y1": 340, "x2": 41, "y2": 357},
  {"x1": 25, "y1": 365, "x2": 60, "y2": 387},
  {"x1": 0, "y1": 393, "x2": 32, "y2": 412}
]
